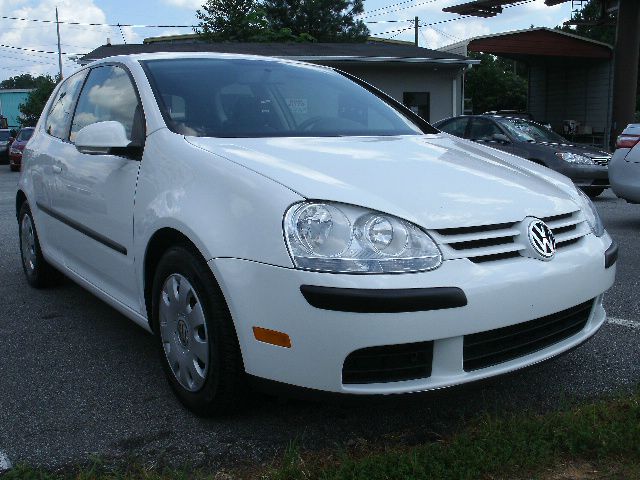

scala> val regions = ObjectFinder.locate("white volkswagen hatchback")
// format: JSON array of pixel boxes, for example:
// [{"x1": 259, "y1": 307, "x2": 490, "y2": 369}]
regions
[{"x1": 17, "y1": 53, "x2": 617, "y2": 415}]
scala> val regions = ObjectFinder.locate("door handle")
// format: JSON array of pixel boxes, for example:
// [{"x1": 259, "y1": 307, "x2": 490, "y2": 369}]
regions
[{"x1": 52, "y1": 165, "x2": 62, "y2": 174}]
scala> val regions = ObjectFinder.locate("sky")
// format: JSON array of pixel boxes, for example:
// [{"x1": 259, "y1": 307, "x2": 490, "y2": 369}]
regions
[{"x1": 0, "y1": 0, "x2": 573, "y2": 82}]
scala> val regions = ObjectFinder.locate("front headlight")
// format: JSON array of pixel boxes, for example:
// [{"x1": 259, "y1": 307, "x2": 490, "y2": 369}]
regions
[
  {"x1": 575, "y1": 189, "x2": 604, "y2": 237},
  {"x1": 556, "y1": 152, "x2": 594, "y2": 165},
  {"x1": 284, "y1": 201, "x2": 442, "y2": 273}
]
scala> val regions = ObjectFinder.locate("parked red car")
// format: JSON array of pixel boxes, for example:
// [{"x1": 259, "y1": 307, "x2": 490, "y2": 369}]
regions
[{"x1": 9, "y1": 127, "x2": 34, "y2": 172}]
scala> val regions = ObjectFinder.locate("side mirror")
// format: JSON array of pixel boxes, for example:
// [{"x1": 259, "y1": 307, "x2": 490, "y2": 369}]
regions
[
  {"x1": 492, "y1": 133, "x2": 510, "y2": 143},
  {"x1": 75, "y1": 121, "x2": 139, "y2": 157}
]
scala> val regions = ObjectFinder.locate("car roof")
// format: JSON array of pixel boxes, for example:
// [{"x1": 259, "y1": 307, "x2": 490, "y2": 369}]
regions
[{"x1": 85, "y1": 51, "x2": 326, "y2": 70}]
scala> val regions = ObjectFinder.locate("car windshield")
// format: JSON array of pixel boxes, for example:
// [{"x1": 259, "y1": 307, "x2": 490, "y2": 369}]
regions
[
  {"x1": 142, "y1": 58, "x2": 426, "y2": 138},
  {"x1": 500, "y1": 118, "x2": 567, "y2": 144},
  {"x1": 17, "y1": 128, "x2": 33, "y2": 141},
  {"x1": 0, "y1": 131, "x2": 9, "y2": 141}
]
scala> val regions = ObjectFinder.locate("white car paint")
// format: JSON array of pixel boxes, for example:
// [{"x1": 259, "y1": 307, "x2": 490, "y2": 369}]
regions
[{"x1": 18, "y1": 52, "x2": 616, "y2": 396}]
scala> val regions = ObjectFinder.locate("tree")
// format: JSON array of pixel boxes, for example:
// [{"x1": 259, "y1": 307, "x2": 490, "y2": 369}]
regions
[
  {"x1": 195, "y1": 0, "x2": 369, "y2": 42},
  {"x1": 464, "y1": 53, "x2": 528, "y2": 114},
  {"x1": 556, "y1": 0, "x2": 615, "y2": 45},
  {"x1": 195, "y1": 0, "x2": 312, "y2": 41},
  {"x1": 262, "y1": 0, "x2": 369, "y2": 42},
  {"x1": 0, "y1": 74, "x2": 40, "y2": 89},
  {"x1": 17, "y1": 75, "x2": 57, "y2": 127}
]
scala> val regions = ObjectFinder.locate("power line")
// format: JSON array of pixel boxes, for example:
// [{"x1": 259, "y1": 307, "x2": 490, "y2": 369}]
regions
[
  {"x1": 370, "y1": 25, "x2": 415, "y2": 36},
  {"x1": 371, "y1": 0, "x2": 535, "y2": 40},
  {"x1": 362, "y1": 0, "x2": 443, "y2": 19},
  {"x1": 0, "y1": 44, "x2": 84, "y2": 56},
  {"x1": 359, "y1": 0, "x2": 440, "y2": 17},
  {"x1": 0, "y1": 15, "x2": 196, "y2": 28}
]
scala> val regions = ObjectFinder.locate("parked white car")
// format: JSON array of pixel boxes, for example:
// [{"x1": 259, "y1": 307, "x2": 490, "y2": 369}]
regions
[{"x1": 17, "y1": 53, "x2": 617, "y2": 415}]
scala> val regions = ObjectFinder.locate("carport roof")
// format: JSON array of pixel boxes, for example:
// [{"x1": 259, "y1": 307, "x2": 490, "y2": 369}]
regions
[
  {"x1": 440, "y1": 27, "x2": 612, "y2": 61},
  {"x1": 78, "y1": 41, "x2": 477, "y2": 66}
]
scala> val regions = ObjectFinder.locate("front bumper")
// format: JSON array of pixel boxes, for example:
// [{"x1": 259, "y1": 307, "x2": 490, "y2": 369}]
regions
[
  {"x1": 555, "y1": 163, "x2": 609, "y2": 187},
  {"x1": 211, "y1": 233, "x2": 615, "y2": 394}
]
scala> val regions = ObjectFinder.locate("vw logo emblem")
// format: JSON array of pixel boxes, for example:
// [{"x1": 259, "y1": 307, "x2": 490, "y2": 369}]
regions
[
  {"x1": 176, "y1": 317, "x2": 190, "y2": 348},
  {"x1": 528, "y1": 220, "x2": 556, "y2": 259}
]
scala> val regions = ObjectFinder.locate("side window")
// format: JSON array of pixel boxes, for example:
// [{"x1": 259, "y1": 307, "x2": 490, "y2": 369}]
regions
[
  {"x1": 438, "y1": 118, "x2": 468, "y2": 138},
  {"x1": 468, "y1": 118, "x2": 503, "y2": 141},
  {"x1": 45, "y1": 71, "x2": 87, "y2": 140},
  {"x1": 70, "y1": 65, "x2": 142, "y2": 144}
]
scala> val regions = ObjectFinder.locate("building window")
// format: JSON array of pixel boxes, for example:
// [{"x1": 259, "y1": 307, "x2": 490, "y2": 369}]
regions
[{"x1": 403, "y1": 92, "x2": 430, "y2": 122}]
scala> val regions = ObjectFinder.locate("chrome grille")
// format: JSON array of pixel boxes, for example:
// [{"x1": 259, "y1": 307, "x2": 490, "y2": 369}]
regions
[{"x1": 430, "y1": 210, "x2": 588, "y2": 263}]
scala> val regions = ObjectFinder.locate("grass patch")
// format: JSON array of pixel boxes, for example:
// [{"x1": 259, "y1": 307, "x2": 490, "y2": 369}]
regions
[{"x1": 5, "y1": 390, "x2": 640, "y2": 480}]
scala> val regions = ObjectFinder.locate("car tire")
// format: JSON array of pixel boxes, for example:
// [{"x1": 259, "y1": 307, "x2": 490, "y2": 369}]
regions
[
  {"x1": 152, "y1": 245, "x2": 247, "y2": 416},
  {"x1": 18, "y1": 203, "x2": 58, "y2": 288},
  {"x1": 581, "y1": 186, "x2": 605, "y2": 199}
]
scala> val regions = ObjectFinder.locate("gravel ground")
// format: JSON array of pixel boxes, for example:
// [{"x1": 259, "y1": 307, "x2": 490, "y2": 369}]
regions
[{"x1": 0, "y1": 167, "x2": 638, "y2": 472}]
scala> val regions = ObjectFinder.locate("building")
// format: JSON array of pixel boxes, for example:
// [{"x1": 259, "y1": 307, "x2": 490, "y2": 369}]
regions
[
  {"x1": 79, "y1": 39, "x2": 478, "y2": 124},
  {"x1": 0, "y1": 89, "x2": 31, "y2": 128},
  {"x1": 440, "y1": 27, "x2": 614, "y2": 147}
]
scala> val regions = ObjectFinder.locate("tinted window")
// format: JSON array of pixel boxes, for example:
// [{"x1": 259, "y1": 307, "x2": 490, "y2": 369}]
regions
[
  {"x1": 17, "y1": 128, "x2": 34, "y2": 141},
  {"x1": 500, "y1": 118, "x2": 567, "y2": 144},
  {"x1": 45, "y1": 72, "x2": 86, "y2": 140},
  {"x1": 438, "y1": 117, "x2": 468, "y2": 138},
  {"x1": 70, "y1": 65, "x2": 141, "y2": 143},
  {"x1": 468, "y1": 118, "x2": 504, "y2": 141},
  {"x1": 143, "y1": 58, "x2": 424, "y2": 138},
  {"x1": 0, "y1": 131, "x2": 9, "y2": 141}
]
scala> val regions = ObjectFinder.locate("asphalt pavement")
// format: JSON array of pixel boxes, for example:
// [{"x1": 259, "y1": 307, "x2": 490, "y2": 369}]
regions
[{"x1": 0, "y1": 166, "x2": 639, "y2": 472}]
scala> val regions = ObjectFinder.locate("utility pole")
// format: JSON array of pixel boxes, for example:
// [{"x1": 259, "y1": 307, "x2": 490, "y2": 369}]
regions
[
  {"x1": 414, "y1": 16, "x2": 419, "y2": 46},
  {"x1": 56, "y1": 7, "x2": 63, "y2": 81}
]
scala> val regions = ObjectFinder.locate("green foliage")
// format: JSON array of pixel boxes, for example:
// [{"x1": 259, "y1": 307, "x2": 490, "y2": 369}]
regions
[
  {"x1": 556, "y1": 0, "x2": 615, "y2": 45},
  {"x1": 17, "y1": 75, "x2": 57, "y2": 127},
  {"x1": 195, "y1": 0, "x2": 369, "y2": 42},
  {"x1": 262, "y1": 0, "x2": 369, "y2": 42},
  {"x1": 0, "y1": 74, "x2": 41, "y2": 89},
  {"x1": 464, "y1": 52, "x2": 528, "y2": 114}
]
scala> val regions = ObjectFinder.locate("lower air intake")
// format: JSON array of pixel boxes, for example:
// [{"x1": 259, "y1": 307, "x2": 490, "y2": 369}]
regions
[
  {"x1": 463, "y1": 299, "x2": 594, "y2": 371},
  {"x1": 342, "y1": 341, "x2": 434, "y2": 384}
]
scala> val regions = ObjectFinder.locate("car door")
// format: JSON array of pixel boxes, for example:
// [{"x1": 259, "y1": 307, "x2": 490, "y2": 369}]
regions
[
  {"x1": 467, "y1": 117, "x2": 514, "y2": 154},
  {"x1": 32, "y1": 70, "x2": 88, "y2": 263},
  {"x1": 436, "y1": 117, "x2": 469, "y2": 139},
  {"x1": 49, "y1": 64, "x2": 145, "y2": 311}
]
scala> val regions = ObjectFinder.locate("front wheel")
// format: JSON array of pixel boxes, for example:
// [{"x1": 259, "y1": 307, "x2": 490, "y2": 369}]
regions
[
  {"x1": 18, "y1": 203, "x2": 58, "y2": 288},
  {"x1": 152, "y1": 245, "x2": 246, "y2": 416}
]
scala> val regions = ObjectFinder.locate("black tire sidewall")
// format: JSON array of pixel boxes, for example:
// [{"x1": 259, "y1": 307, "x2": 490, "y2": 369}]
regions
[
  {"x1": 151, "y1": 245, "x2": 243, "y2": 415},
  {"x1": 18, "y1": 203, "x2": 47, "y2": 288}
]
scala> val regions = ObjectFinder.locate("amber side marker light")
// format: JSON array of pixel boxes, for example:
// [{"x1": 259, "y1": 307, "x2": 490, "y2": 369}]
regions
[{"x1": 253, "y1": 326, "x2": 292, "y2": 348}]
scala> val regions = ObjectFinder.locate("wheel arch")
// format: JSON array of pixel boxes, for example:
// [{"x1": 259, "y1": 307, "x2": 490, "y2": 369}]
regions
[
  {"x1": 528, "y1": 158, "x2": 546, "y2": 166},
  {"x1": 16, "y1": 189, "x2": 27, "y2": 221},
  {"x1": 143, "y1": 227, "x2": 212, "y2": 330}
]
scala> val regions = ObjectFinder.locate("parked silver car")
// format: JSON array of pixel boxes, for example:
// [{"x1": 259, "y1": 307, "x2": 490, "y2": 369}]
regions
[
  {"x1": 609, "y1": 124, "x2": 640, "y2": 203},
  {"x1": 434, "y1": 115, "x2": 611, "y2": 198}
]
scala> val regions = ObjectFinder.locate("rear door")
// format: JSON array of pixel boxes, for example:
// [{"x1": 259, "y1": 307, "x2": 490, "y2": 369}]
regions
[{"x1": 48, "y1": 64, "x2": 145, "y2": 311}]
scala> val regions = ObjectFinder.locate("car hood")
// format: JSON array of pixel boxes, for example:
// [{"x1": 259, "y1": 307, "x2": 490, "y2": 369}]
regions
[{"x1": 186, "y1": 134, "x2": 581, "y2": 229}]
